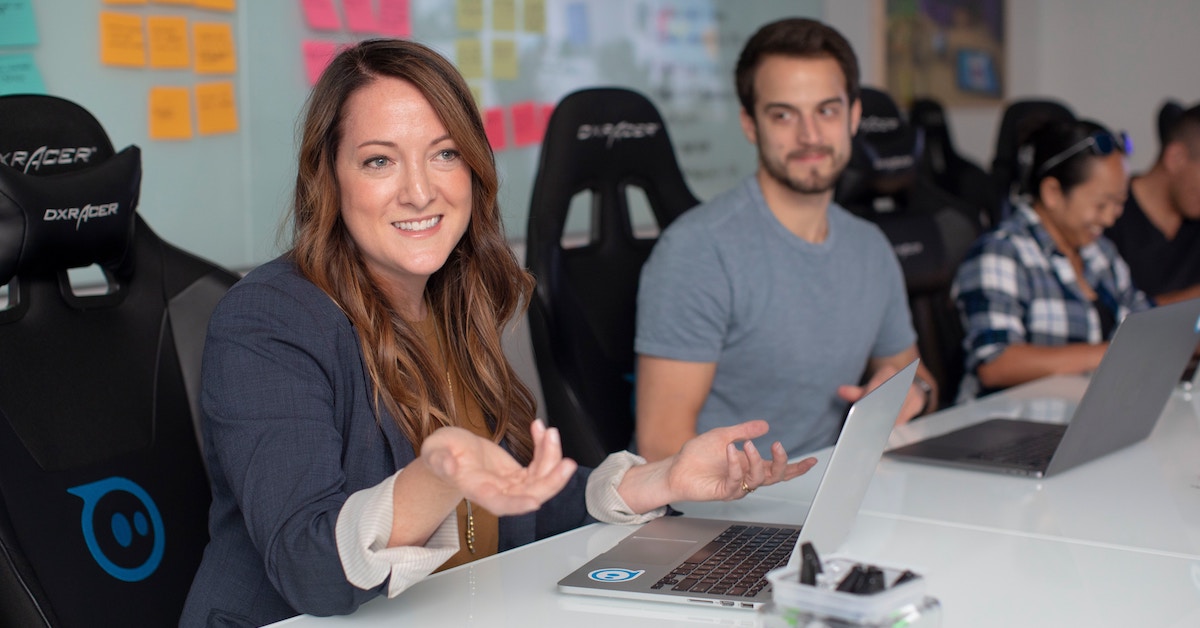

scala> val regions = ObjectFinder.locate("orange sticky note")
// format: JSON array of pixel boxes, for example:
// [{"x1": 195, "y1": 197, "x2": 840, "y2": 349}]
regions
[
  {"x1": 301, "y1": 40, "x2": 340, "y2": 86},
  {"x1": 343, "y1": 0, "x2": 378, "y2": 33},
  {"x1": 103, "y1": 0, "x2": 148, "y2": 5},
  {"x1": 149, "y1": 86, "x2": 193, "y2": 140},
  {"x1": 193, "y1": 22, "x2": 236, "y2": 74},
  {"x1": 302, "y1": 0, "x2": 342, "y2": 31},
  {"x1": 511, "y1": 101, "x2": 542, "y2": 146},
  {"x1": 484, "y1": 106, "x2": 506, "y2": 151},
  {"x1": 151, "y1": 0, "x2": 194, "y2": 5},
  {"x1": 100, "y1": 12, "x2": 147, "y2": 68},
  {"x1": 194, "y1": 0, "x2": 235, "y2": 10},
  {"x1": 378, "y1": 0, "x2": 411, "y2": 37},
  {"x1": 195, "y1": 81, "x2": 238, "y2": 135},
  {"x1": 147, "y1": 16, "x2": 191, "y2": 70}
]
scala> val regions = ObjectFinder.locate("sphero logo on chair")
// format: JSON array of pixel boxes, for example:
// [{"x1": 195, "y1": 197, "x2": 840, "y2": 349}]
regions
[
  {"x1": 67, "y1": 477, "x2": 165, "y2": 582},
  {"x1": 587, "y1": 568, "x2": 645, "y2": 583}
]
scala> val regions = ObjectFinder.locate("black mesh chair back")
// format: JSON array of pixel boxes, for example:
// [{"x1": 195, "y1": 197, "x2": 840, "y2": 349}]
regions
[
  {"x1": 909, "y1": 97, "x2": 995, "y2": 228},
  {"x1": 989, "y1": 98, "x2": 1075, "y2": 224},
  {"x1": 526, "y1": 88, "x2": 699, "y2": 466},
  {"x1": 835, "y1": 88, "x2": 980, "y2": 406},
  {"x1": 0, "y1": 94, "x2": 239, "y2": 628}
]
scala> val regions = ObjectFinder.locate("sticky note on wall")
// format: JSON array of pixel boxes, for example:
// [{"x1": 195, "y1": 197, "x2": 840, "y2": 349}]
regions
[
  {"x1": 195, "y1": 81, "x2": 238, "y2": 135},
  {"x1": 100, "y1": 11, "x2": 147, "y2": 68},
  {"x1": 193, "y1": 21, "x2": 236, "y2": 74},
  {"x1": 148, "y1": 86, "x2": 193, "y2": 139},
  {"x1": 147, "y1": 16, "x2": 191, "y2": 69}
]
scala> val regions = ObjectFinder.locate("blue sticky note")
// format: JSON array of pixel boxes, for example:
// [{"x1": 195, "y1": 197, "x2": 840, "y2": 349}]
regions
[
  {"x1": 0, "y1": 0, "x2": 39, "y2": 47},
  {"x1": 0, "y1": 53, "x2": 46, "y2": 96},
  {"x1": 566, "y1": 2, "x2": 589, "y2": 47}
]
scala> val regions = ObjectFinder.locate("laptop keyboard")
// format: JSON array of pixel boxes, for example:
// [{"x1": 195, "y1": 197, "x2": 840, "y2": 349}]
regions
[
  {"x1": 967, "y1": 430, "x2": 1062, "y2": 466},
  {"x1": 650, "y1": 524, "x2": 798, "y2": 597}
]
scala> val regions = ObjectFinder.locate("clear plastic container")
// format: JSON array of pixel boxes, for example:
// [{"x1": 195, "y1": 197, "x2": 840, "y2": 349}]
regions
[{"x1": 758, "y1": 557, "x2": 941, "y2": 627}]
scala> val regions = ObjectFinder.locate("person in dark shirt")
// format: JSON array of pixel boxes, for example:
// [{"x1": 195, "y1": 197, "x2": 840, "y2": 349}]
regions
[{"x1": 1106, "y1": 102, "x2": 1200, "y2": 304}]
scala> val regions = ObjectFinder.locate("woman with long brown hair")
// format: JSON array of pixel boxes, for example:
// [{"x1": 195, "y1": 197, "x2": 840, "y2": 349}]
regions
[{"x1": 180, "y1": 39, "x2": 814, "y2": 627}]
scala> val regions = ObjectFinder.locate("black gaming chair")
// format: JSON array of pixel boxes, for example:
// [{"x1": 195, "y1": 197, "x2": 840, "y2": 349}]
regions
[
  {"x1": 988, "y1": 98, "x2": 1075, "y2": 224},
  {"x1": 0, "y1": 95, "x2": 239, "y2": 627},
  {"x1": 526, "y1": 88, "x2": 699, "y2": 466},
  {"x1": 909, "y1": 97, "x2": 995, "y2": 228},
  {"x1": 835, "y1": 88, "x2": 980, "y2": 407}
]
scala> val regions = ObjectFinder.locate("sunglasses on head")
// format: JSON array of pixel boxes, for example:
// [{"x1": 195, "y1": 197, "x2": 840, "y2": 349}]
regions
[{"x1": 1036, "y1": 130, "x2": 1133, "y2": 176}]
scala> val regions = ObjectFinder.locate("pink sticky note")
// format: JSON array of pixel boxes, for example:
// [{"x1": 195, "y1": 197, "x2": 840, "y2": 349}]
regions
[
  {"x1": 343, "y1": 0, "x2": 378, "y2": 33},
  {"x1": 484, "y1": 107, "x2": 507, "y2": 151},
  {"x1": 302, "y1": 40, "x2": 340, "y2": 85},
  {"x1": 540, "y1": 102, "x2": 555, "y2": 136},
  {"x1": 511, "y1": 101, "x2": 542, "y2": 147},
  {"x1": 302, "y1": 0, "x2": 342, "y2": 31},
  {"x1": 378, "y1": 0, "x2": 411, "y2": 37}
]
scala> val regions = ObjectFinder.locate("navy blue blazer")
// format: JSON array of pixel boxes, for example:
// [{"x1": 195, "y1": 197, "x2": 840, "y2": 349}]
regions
[{"x1": 180, "y1": 257, "x2": 594, "y2": 627}]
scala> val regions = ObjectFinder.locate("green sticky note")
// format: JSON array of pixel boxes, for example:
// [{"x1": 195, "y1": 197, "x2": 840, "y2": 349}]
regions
[
  {"x1": 0, "y1": 0, "x2": 40, "y2": 47},
  {"x1": 0, "y1": 53, "x2": 46, "y2": 96}
]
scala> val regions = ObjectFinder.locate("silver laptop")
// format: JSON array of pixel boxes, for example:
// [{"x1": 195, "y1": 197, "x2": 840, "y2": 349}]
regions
[
  {"x1": 557, "y1": 360, "x2": 917, "y2": 610},
  {"x1": 886, "y1": 298, "x2": 1200, "y2": 478}
]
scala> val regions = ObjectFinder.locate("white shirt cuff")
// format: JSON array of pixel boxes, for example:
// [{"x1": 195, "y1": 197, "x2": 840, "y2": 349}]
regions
[
  {"x1": 585, "y1": 451, "x2": 667, "y2": 524},
  {"x1": 335, "y1": 471, "x2": 460, "y2": 598}
]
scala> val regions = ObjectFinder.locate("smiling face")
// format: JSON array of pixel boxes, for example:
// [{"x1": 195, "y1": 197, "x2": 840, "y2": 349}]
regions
[
  {"x1": 335, "y1": 76, "x2": 472, "y2": 311},
  {"x1": 1041, "y1": 152, "x2": 1129, "y2": 250},
  {"x1": 740, "y1": 54, "x2": 861, "y2": 197}
]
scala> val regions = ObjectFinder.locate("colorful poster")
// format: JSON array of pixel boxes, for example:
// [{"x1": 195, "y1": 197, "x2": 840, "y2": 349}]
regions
[{"x1": 885, "y1": 0, "x2": 1006, "y2": 106}]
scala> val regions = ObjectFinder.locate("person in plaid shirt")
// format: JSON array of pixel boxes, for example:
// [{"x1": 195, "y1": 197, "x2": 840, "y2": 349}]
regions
[{"x1": 953, "y1": 118, "x2": 1152, "y2": 400}]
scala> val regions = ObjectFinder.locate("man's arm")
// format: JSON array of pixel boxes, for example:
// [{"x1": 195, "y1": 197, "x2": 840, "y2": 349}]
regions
[
  {"x1": 634, "y1": 355, "x2": 718, "y2": 462},
  {"x1": 838, "y1": 345, "x2": 937, "y2": 424},
  {"x1": 1149, "y1": 283, "x2": 1200, "y2": 305}
]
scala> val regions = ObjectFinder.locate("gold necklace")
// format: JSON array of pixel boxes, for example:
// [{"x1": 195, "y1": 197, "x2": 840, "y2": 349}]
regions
[{"x1": 438, "y1": 321, "x2": 476, "y2": 554}]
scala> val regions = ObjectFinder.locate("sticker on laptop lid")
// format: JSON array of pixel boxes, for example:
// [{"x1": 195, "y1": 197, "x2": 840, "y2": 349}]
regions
[{"x1": 587, "y1": 568, "x2": 645, "y2": 583}]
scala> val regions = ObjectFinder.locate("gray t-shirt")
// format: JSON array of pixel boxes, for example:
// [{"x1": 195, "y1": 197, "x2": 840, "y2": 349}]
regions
[{"x1": 635, "y1": 176, "x2": 916, "y2": 456}]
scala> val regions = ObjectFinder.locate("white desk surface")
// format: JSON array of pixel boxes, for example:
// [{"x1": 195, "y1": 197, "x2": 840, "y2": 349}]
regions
[{"x1": 271, "y1": 375, "x2": 1200, "y2": 627}]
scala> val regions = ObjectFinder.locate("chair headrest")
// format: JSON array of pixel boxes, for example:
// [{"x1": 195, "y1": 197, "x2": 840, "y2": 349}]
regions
[
  {"x1": 838, "y1": 88, "x2": 923, "y2": 209},
  {"x1": 0, "y1": 95, "x2": 141, "y2": 285},
  {"x1": 537, "y1": 87, "x2": 681, "y2": 189}
]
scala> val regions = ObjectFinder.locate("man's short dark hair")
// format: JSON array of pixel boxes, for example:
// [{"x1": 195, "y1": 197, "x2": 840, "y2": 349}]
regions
[
  {"x1": 735, "y1": 18, "x2": 860, "y2": 116},
  {"x1": 1161, "y1": 103, "x2": 1200, "y2": 160}
]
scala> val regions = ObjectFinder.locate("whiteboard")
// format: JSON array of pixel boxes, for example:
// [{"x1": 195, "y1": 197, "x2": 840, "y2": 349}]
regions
[{"x1": 16, "y1": 0, "x2": 820, "y2": 270}]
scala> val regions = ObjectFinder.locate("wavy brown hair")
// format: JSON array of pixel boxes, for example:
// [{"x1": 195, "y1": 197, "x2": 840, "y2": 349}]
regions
[{"x1": 288, "y1": 39, "x2": 537, "y2": 463}]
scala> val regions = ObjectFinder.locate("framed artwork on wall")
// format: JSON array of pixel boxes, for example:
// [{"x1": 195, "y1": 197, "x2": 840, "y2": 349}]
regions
[{"x1": 885, "y1": 0, "x2": 1005, "y2": 108}]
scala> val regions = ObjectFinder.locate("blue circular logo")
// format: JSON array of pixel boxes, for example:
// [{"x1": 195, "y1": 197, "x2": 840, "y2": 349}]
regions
[
  {"x1": 587, "y1": 568, "x2": 645, "y2": 583},
  {"x1": 67, "y1": 477, "x2": 165, "y2": 582}
]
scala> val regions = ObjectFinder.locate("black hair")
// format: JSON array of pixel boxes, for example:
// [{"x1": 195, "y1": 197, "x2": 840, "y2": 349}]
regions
[
  {"x1": 1159, "y1": 102, "x2": 1200, "y2": 160},
  {"x1": 735, "y1": 18, "x2": 860, "y2": 116},
  {"x1": 1019, "y1": 117, "x2": 1120, "y2": 202}
]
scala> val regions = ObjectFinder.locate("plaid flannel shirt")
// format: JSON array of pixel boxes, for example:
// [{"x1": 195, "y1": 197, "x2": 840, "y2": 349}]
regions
[{"x1": 952, "y1": 204, "x2": 1151, "y2": 399}]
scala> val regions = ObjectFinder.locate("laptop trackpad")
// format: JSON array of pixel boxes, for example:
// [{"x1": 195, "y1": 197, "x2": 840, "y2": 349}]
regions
[{"x1": 607, "y1": 538, "x2": 697, "y2": 565}]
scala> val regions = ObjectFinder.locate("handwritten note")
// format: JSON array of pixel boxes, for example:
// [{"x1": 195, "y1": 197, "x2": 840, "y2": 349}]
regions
[
  {"x1": 493, "y1": 0, "x2": 515, "y2": 31},
  {"x1": 148, "y1": 86, "x2": 193, "y2": 140},
  {"x1": 194, "y1": 0, "x2": 235, "y2": 10},
  {"x1": 147, "y1": 16, "x2": 191, "y2": 70},
  {"x1": 456, "y1": 0, "x2": 483, "y2": 31},
  {"x1": 378, "y1": 0, "x2": 411, "y2": 37},
  {"x1": 492, "y1": 39, "x2": 517, "y2": 80},
  {"x1": 100, "y1": 12, "x2": 146, "y2": 68},
  {"x1": 0, "y1": 53, "x2": 46, "y2": 96},
  {"x1": 301, "y1": 39, "x2": 339, "y2": 85},
  {"x1": 524, "y1": 0, "x2": 546, "y2": 33},
  {"x1": 0, "y1": 0, "x2": 37, "y2": 47},
  {"x1": 195, "y1": 81, "x2": 238, "y2": 135},
  {"x1": 484, "y1": 106, "x2": 506, "y2": 151},
  {"x1": 455, "y1": 39, "x2": 483, "y2": 80},
  {"x1": 193, "y1": 21, "x2": 236, "y2": 74},
  {"x1": 301, "y1": 0, "x2": 342, "y2": 31},
  {"x1": 342, "y1": 0, "x2": 377, "y2": 33}
]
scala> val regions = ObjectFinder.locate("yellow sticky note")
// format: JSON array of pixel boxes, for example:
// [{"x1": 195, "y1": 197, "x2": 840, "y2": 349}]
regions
[
  {"x1": 100, "y1": 12, "x2": 146, "y2": 68},
  {"x1": 147, "y1": 16, "x2": 191, "y2": 69},
  {"x1": 456, "y1": 0, "x2": 483, "y2": 31},
  {"x1": 492, "y1": 39, "x2": 517, "y2": 80},
  {"x1": 456, "y1": 39, "x2": 482, "y2": 80},
  {"x1": 193, "y1": 22, "x2": 236, "y2": 74},
  {"x1": 194, "y1": 0, "x2": 235, "y2": 10},
  {"x1": 524, "y1": 0, "x2": 545, "y2": 33},
  {"x1": 149, "y1": 86, "x2": 194, "y2": 140},
  {"x1": 493, "y1": 0, "x2": 515, "y2": 31},
  {"x1": 469, "y1": 85, "x2": 483, "y2": 109},
  {"x1": 195, "y1": 81, "x2": 238, "y2": 135}
]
